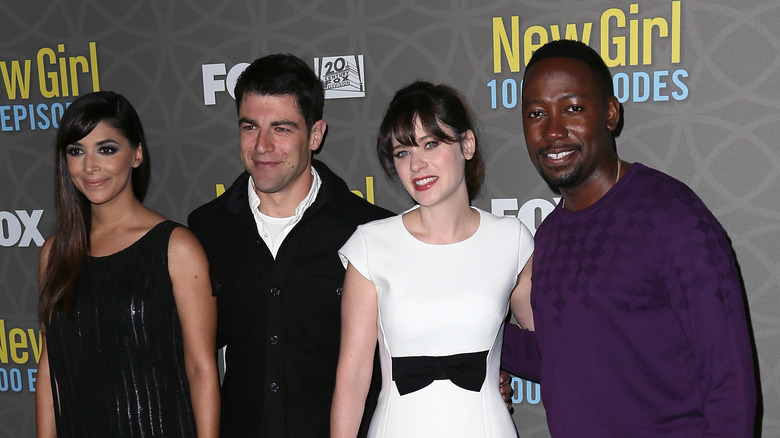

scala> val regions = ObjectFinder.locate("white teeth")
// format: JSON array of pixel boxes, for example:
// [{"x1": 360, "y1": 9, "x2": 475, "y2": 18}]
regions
[
  {"x1": 415, "y1": 176, "x2": 437, "y2": 186},
  {"x1": 547, "y1": 150, "x2": 574, "y2": 160}
]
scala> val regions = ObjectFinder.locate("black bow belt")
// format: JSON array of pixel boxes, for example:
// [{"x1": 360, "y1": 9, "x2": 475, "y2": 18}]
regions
[{"x1": 392, "y1": 350, "x2": 488, "y2": 396}]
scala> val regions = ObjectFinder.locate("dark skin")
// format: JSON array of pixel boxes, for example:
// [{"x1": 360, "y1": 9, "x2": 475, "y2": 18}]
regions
[{"x1": 521, "y1": 57, "x2": 630, "y2": 211}]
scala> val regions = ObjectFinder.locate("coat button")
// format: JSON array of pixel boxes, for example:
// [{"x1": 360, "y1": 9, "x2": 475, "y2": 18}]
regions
[
  {"x1": 336, "y1": 287, "x2": 343, "y2": 296},
  {"x1": 270, "y1": 287, "x2": 280, "y2": 296},
  {"x1": 270, "y1": 335, "x2": 279, "y2": 345},
  {"x1": 269, "y1": 382, "x2": 279, "y2": 392}
]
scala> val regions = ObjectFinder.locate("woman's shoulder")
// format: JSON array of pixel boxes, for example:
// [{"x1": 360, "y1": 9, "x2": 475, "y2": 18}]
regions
[
  {"x1": 356, "y1": 210, "x2": 405, "y2": 232},
  {"x1": 475, "y1": 207, "x2": 525, "y2": 229},
  {"x1": 474, "y1": 207, "x2": 533, "y2": 243},
  {"x1": 167, "y1": 223, "x2": 205, "y2": 254}
]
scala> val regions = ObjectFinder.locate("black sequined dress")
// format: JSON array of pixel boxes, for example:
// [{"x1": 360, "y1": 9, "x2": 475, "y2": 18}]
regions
[{"x1": 45, "y1": 221, "x2": 197, "y2": 437}]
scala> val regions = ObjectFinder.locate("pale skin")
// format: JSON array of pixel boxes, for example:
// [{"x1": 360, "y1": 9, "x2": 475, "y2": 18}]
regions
[
  {"x1": 330, "y1": 121, "x2": 534, "y2": 437},
  {"x1": 238, "y1": 93, "x2": 326, "y2": 217},
  {"x1": 35, "y1": 122, "x2": 219, "y2": 437}
]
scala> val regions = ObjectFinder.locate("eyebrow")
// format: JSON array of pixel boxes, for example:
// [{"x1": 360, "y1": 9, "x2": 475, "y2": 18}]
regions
[
  {"x1": 523, "y1": 92, "x2": 581, "y2": 106},
  {"x1": 270, "y1": 119, "x2": 300, "y2": 130},
  {"x1": 238, "y1": 117, "x2": 255, "y2": 126},
  {"x1": 238, "y1": 117, "x2": 300, "y2": 130},
  {"x1": 559, "y1": 92, "x2": 580, "y2": 101},
  {"x1": 415, "y1": 133, "x2": 434, "y2": 144},
  {"x1": 69, "y1": 138, "x2": 120, "y2": 147}
]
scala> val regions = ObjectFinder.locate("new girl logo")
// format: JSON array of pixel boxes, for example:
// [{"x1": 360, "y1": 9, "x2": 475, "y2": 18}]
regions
[
  {"x1": 0, "y1": 320, "x2": 42, "y2": 393},
  {"x1": 488, "y1": 1, "x2": 688, "y2": 107},
  {"x1": 0, "y1": 42, "x2": 99, "y2": 132}
]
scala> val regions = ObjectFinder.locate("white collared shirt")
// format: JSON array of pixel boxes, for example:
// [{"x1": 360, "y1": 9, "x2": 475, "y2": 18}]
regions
[{"x1": 248, "y1": 167, "x2": 322, "y2": 258}]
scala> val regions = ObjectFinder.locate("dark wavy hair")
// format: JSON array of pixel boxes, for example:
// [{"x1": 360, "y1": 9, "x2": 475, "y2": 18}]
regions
[
  {"x1": 39, "y1": 91, "x2": 150, "y2": 325},
  {"x1": 377, "y1": 81, "x2": 484, "y2": 201},
  {"x1": 234, "y1": 53, "x2": 324, "y2": 133}
]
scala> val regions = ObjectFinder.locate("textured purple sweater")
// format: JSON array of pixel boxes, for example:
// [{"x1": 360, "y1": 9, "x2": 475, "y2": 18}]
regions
[{"x1": 503, "y1": 163, "x2": 755, "y2": 437}]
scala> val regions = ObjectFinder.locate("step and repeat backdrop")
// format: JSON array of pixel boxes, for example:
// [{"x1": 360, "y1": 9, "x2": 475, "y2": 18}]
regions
[{"x1": 1, "y1": 1, "x2": 778, "y2": 436}]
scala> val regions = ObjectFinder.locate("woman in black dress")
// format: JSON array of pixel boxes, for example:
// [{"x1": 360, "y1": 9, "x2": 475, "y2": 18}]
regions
[{"x1": 35, "y1": 91, "x2": 219, "y2": 437}]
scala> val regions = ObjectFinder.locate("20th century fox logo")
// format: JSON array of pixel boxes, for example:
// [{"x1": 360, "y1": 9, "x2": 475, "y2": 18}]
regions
[{"x1": 314, "y1": 55, "x2": 365, "y2": 99}]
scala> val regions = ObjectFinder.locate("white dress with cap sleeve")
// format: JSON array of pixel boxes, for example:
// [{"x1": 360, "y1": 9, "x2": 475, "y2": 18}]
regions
[{"x1": 339, "y1": 206, "x2": 533, "y2": 437}]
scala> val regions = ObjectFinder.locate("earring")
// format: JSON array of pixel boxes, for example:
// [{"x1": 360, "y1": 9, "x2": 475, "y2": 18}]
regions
[{"x1": 132, "y1": 162, "x2": 139, "y2": 168}]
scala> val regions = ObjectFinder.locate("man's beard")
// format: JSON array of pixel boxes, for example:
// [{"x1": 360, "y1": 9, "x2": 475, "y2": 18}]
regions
[{"x1": 536, "y1": 149, "x2": 582, "y2": 190}]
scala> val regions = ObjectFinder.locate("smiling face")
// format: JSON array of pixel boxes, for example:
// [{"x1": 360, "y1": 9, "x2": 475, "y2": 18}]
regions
[
  {"x1": 66, "y1": 121, "x2": 142, "y2": 206},
  {"x1": 393, "y1": 118, "x2": 475, "y2": 209},
  {"x1": 521, "y1": 57, "x2": 620, "y2": 193},
  {"x1": 238, "y1": 93, "x2": 325, "y2": 205}
]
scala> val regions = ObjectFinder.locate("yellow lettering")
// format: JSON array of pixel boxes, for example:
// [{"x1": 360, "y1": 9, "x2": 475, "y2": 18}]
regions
[
  {"x1": 601, "y1": 8, "x2": 626, "y2": 67},
  {"x1": 527, "y1": 23, "x2": 592, "y2": 64},
  {"x1": 549, "y1": 23, "x2": 593, "y2": 44},
  {"x1": 0, "y1": 321, "x2": 44, "y2": 364},
  {"x1": 564, "y1": 23, "x2": 592, "y2": 44},
  {"x1": 68, "y1": 56, "x2": 89, "y2": 96},
  {"x1": 549, "y1": 25, "x2": 560, "y2": 41},
  {"x1": 351, "y1": 177, "x2": 375, "y2": 204},
  {"x1": 28, "y1": 329, "x2": 42, "y2": 363},
  {"x1": 58, "y1": 44, "x2": 70, "y2": 97},
  {"x1": 37, "y1": 47, "x2": 59, "y2": 98},
  {"x1": 493, "y1": 16, "x2": 521, "y2": 73},
  {"x1": 9, "y1": 327, "x2": 28, "y2": 364},
  {"x1": 523, "y1": 25, "x2": 549, "y2": 65},
  {"x1": 0, "y1": 60, "x2": 32, "y2": 100},
  {"x1": 671, "y1": 1, "x2": 681, "y2": 63},
  {"x1": 365, "y1": 176, "x2": 374, "y2": 204},
  {"x1": 630, "y1": 4, "x2": 639, "y2": 66},
  {"x1": 216, "y1": 184, "x2": 225, "y2": 197},
  {"x1": 643, "y1": 16, "x2": 668, "y2": 65},
  {"x1": 89, "y1": 41, "x2": 100, "y2": 91},
  {"x1": 0, "y1": 320, "x2": 7, "y2": 363}
]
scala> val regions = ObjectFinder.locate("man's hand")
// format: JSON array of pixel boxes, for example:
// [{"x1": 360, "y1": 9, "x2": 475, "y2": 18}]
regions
[{"x1": 500, "y1": 369, "x2": 514, "y2": 412}]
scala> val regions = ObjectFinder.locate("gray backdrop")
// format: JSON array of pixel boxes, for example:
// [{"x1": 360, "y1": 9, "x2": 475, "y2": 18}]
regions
[{"x1": 1, "y1": 1, "x2": 777, "y2": 436}]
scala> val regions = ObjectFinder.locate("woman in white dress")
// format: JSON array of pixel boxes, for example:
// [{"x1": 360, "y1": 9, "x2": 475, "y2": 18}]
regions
[{"x1": 331, "y1": 82, "x2": 534, "y2": 437}]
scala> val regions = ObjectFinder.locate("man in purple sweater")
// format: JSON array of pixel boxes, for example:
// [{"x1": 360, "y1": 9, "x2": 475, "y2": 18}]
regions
[{"x1": 502, "y1": 39, "x2": 756, "y2": 437}]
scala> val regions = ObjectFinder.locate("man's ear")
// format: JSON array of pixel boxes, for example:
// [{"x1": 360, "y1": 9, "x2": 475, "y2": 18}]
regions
[
  {"x1": 606, "y1": 96, "x2": 620, "y2": 132},
  {"x1": 309, "y1": 120, "x2": 327, "y2": 152}
]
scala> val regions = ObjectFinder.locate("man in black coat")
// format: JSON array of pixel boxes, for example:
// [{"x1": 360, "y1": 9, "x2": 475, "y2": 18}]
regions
[{"x1": 188, "y1": 53, "x2": 391, "y2": 437}]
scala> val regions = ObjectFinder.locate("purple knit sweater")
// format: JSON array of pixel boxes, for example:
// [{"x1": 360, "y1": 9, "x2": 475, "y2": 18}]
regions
[{"x1": 503, "y1": 163, "x2": 755, "y2": 437}]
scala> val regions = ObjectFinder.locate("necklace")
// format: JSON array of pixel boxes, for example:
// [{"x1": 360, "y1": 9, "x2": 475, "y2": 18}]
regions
[{"x1": 561, "y1": 157, "x2": 621, "y2": 210}]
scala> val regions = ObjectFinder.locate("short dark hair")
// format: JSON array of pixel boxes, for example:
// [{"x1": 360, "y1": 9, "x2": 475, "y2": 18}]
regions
[
  {"x1": 234, "y1": 53, "x2": 324, "y2": 132},
  {"x1": 524, "y1": 39, "x2": 614, "y2": 101},
  {"x1": 377, "y1": 81, "x2": 484, "y2": 201}
]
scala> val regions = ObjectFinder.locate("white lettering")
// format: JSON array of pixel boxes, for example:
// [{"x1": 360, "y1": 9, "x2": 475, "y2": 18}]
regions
[
  {"x1": 202, "y1": 63, "x2": 226, "y2": 105},
  {"x1": 202, "y1": 63, "x2": 250, "y2": 105},
  {"x1": 0, "y1": 210, "x2": 44, "y2": 247},
  {"x1": 226, "y1": 63, "x2": 249, "y2": 100},
  {"x1": 491, "y1": 198, "x2": 560, "y2": 236},
  {"x1": 15, "y1": 209, "x2": 44, "y2": 247}
]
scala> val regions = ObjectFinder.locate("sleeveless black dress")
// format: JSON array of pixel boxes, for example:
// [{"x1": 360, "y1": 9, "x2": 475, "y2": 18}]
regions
[{"x1": 45, "y1": 221, "x2": 197, "y2": 437}]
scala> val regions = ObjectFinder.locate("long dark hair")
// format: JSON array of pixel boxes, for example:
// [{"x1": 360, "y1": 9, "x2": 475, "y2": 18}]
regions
[
  {"x1": 376, "y1": 81, "x2": 484, "y2": 201},
  {"x1": 38, "y1": 91, "x2": 150, "y2": 325}
]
